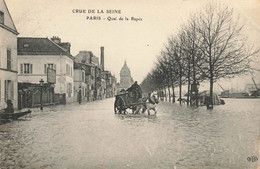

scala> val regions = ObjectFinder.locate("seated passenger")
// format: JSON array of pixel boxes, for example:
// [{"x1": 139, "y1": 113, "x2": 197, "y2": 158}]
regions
[{"x1": 127, "y1": 81, "x2": 142, "y2": 99}]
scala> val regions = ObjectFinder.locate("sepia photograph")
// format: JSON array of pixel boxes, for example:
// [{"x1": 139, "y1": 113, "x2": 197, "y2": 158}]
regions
[{"x1": 0, "y1": 0, "x2": 260, "y2": 168}]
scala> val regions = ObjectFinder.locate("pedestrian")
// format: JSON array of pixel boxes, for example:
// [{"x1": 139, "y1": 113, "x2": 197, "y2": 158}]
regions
[
  {"x1": 5, "y1": 100, "x2": 14, "y2": 113},
  {"x1": 78, "y1": 88, "x2": 82, "y2": 104}
]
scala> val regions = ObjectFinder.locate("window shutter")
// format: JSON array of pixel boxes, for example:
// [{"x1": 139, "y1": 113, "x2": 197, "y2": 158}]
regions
[
  {"x1": 11, "y1": 54, "x2": 13, "y2": 70},
  {"x1": 0, "y1": 11, "x2": 4, "y2": 24},
  {"x1": 4, "y1": 80, "x2": 7, "y2": 102},
  {"x1": 44, "y1": 64, "x2": 47, "y2": 74},
  {"x1": 7, "y1": 50, "x2": 11, "y2": 70},
  {"x1": 11, "y1": 81, "x2": 14, "y2": 100},
  {"x1": 20, "y1": 64, "x2": 23, "y2": 74},
  {"x1": 30, "y1": 64, "x2": 33, "y2": 74}
]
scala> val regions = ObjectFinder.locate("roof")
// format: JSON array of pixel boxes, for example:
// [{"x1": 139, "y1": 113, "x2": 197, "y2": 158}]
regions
[
  {"x1": 74, "y1": 61, "x2": 86, "y2": 70},
  {"x1": 0, "y1": 0, "x2": 19, "y2": 35},
  {"x1": 18, "y1": 37, "x2": 74, "y2": 60}
]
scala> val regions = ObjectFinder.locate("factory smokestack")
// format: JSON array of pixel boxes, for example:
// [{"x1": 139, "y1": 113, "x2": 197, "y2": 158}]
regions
[{"x1": 101, "y1": 46, "x2": 104, "y2": 71}]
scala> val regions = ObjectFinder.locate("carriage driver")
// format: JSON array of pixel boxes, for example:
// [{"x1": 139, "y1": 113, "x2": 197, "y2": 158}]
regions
[{"x1": 127, "y1": 81, "x2": 142, "y2": 100}]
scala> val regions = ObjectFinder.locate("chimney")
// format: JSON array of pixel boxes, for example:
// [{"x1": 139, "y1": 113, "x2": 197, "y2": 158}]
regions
[
  {"x1": 58, "y1": 42, "x2": 71, "y2": 54},
  {"x1": 51, "y1": 36, "x2": 61, "y2": 43},
  {"x1": 51, "y1": 36, "x2": 71, "y2": 54},
  {"x1": 101, "y1": 46, "x2": 104, "y2": 71}
]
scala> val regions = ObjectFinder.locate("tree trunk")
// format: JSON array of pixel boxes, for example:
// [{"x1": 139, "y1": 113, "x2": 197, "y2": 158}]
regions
[
  {"x1": 168, "y1": 86, "x2": 171, "y2": 102},
  {"x1": 179, "y1": 75, "x2": 182, "y2": 105},
  {"x1": 164, "y1": 87, "x2": 167, "y2": 101},
  {"x1": 208, "y1": 77, "x2": 214, "y2": 109},
  {"x1": 208, "y1": 48, "x2": 214, "y2": 109},
  {"x1": 172, "y1": 85, "x2": 175, "y2": 103},
  {"x1": 192, "y1": 53, "x2": 198, "y2": 107},
  {"x1": 195, "y1": 83, "x2": 199, "y2": 107},
  {"x1": 187, "y1": 58, "x2": 191, "y2": 106},
  {"x1": 187, "y1": 77, "x2": 190, "y2": 106}
]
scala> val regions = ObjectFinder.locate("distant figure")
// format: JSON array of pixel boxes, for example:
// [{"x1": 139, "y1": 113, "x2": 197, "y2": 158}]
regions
[
  {"x1": 5, "y1": 100, "x2": 14, "y2": 113},
  {"x1": 78, "y1": 89, "x2": 82, "y2": 104}
]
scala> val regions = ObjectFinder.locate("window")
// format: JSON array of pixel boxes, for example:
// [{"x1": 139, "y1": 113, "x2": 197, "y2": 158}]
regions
[
  {"x1": 82, "y1": 72, "x2": 85, "y2": 82},
  {"x1": 44, "y1": 64, "x2": 56, "y2": 74},
  {"x1": 7, "y1": 50, "x2": 11, "y2": 70},
  {"x1": 0, "y1": 11, "x2": 4, "y2": 24},
  {"x1": 67, "y1": 83, "x2": 72, "y2": 97},
  {"x1": 66, "y1": 64, "x2": 70, "y2": 75},
  {"x1": 21, "y1": 63, "x2": 33, "y2": 74},
  {"x1": 4, "y1": 80, "x2": 14, "y2": 102},
  {"x1": 66, "y1": 64, "x2": 72, "y2": 76}
]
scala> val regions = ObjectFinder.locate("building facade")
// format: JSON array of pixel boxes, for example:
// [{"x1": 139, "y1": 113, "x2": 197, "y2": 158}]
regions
[
  {"x1": 0, "y1": 0, "x2": 19, "y2": 109},
  {"x1": 17, "y1": 37, "x2": 74, "y2": 104},
  {"x1": 75, "y1": 51, "x2": 97, "y2": 101},
  {"x1": 101, "y1": 71, "x2": 117, "y2": 98},
  {"x1": 73, "y1": 62, "x2": 86, "y2": 102},
  {"x1": 120, "y1": 61, "x2": 133, "y2": 89}
]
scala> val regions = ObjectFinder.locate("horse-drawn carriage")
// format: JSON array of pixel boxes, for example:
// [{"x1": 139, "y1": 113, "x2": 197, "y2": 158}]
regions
[
  {"x1": 114, "y1": 82, "x2": 159, "y2": 115},
  {"x1": 114, "y1": 90, "x2": 144, "y2": 114}
]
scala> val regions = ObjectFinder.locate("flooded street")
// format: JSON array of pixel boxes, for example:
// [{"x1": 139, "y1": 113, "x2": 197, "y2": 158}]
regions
[{"x1": 0, "y1": 98, "x2": 259, "y2": 169}]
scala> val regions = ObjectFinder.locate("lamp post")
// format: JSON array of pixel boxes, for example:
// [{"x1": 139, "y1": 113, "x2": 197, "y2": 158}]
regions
[{"x1": 40, "y1": 79, "x2": 44, "y2": 110}]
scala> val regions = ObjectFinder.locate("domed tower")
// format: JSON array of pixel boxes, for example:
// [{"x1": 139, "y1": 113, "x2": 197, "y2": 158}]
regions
[{"x1": 120, "y1": 61, "x2": 133, "y2": 89}]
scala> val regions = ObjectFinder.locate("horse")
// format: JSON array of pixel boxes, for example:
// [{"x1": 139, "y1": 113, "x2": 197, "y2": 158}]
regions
[{"x1": 134, "y1": 94, "x2": 159, "y2": 115}]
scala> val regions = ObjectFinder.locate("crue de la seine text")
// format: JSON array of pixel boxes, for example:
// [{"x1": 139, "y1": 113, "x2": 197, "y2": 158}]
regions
[{"x1": 72, "y1": 9, "x2": 143, "y2": 22}]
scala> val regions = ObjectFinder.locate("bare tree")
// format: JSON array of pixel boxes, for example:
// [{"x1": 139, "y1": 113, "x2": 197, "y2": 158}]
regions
[
  {"x1": 141, "y1": 3, "x2": 259, "y2": 109},
  {"x1": 195, "y1": 3, "x2": 259, "y2": 109}
]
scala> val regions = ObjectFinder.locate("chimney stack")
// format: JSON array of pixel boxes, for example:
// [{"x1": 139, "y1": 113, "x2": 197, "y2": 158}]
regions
[
  {"x1": 51, "y1": 36, "x2": 61, "y2": 43},
  {"x1": 101, "y1": 46, "x2": 104, "y2": 71},
  {"x1": 51, "y1": 36, "x2": 71, "y2": 54}
]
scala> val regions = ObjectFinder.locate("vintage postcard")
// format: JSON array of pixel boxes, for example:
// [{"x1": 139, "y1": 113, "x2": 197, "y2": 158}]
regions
[{"x1": 0, "y1": 0, "x2": 260, "y2": 168}]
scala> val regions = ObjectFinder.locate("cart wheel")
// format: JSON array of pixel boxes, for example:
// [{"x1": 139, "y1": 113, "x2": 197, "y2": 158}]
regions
[{"x1": 114, "y1": 96, "x2": 126, "y2": 114}]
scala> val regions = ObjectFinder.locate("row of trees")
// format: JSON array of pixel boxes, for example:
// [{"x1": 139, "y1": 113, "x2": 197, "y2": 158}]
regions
[{"x1": 140, "y1": 3, "x2": 259, "y2": 109}]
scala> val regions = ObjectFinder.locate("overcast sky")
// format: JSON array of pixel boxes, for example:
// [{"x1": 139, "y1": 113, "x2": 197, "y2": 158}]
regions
[{"x1": 5, "y1": 0, "x2": 260, "y2": 90}]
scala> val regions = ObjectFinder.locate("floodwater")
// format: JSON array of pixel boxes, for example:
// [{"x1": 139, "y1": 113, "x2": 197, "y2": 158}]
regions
[{"x1": 0, "y1": 98, "x2": 259, "y2": 169}]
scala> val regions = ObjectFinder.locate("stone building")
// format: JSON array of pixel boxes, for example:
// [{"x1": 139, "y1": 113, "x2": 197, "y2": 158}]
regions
[
  {"x1": 0, "y1": 0, "x2": 19, "y2": 110},
  {"x1": 73, "y1": 62, "x2": 86, "y2": 103},
  {"x1": 17, "y1": 36, "x2": 75, "y2": 106},
  {"x1": 75, "y1": 51, "x2": 98, "y2": 101},
  {"x1": 119, "y1": 61, "x2": 133, "y2": 89}
]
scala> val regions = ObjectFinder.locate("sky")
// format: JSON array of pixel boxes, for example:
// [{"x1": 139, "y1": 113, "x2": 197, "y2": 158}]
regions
[{"x1": 5, "y1": 0, "x2": 260, "y2": 91}]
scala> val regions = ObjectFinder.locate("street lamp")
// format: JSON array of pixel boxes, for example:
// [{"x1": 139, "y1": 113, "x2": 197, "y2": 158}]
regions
[{"x1": 40, "y1": 79, "x2": 44, "y2": 110}]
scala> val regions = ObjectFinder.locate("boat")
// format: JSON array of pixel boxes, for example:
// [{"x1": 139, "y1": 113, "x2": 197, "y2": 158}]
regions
[{"x1": 0, "y1": 110, "x2": 31, "y2": 120}]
